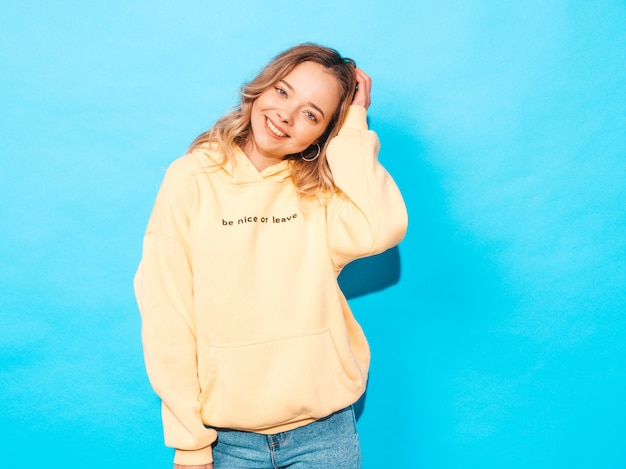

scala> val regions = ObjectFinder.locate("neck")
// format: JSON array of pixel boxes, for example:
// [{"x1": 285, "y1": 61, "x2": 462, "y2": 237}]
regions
[{"x1": 242, "y1": 140, "x2": 284, "y2": 172}]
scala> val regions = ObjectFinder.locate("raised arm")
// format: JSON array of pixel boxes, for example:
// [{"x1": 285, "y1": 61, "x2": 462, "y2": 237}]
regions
[{"x1": 326, "y1": 69, "x2": 408, "y2": 268}]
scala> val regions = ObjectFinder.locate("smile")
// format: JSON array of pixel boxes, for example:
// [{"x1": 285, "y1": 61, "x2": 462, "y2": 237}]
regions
[{"x1": 266, "y1": 117, "x2": 288, "y2": 138}]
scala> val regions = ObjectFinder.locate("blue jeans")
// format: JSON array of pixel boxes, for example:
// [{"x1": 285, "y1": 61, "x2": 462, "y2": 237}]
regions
[{"x1": 209, "y1": 406, "x2": 361, "y2": 468}]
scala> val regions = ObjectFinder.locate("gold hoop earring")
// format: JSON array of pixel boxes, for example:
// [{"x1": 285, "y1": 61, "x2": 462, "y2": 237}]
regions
[{"x1": 301, "y1": 143, "x2": 321, "y2": 162}]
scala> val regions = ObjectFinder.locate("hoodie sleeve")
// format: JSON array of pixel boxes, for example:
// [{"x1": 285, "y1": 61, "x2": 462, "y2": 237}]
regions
[
  {"x1": 326, "y1": 105, "x2": 408, "y2": 268},
  {"x1": 134, "y1": 157, "x2": 217, "y2": 466}
]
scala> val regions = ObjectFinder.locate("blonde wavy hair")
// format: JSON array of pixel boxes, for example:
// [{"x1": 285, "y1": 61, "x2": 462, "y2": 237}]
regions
[{"x1": 188, "y1": 43, "x2": 357, "y2": 199}]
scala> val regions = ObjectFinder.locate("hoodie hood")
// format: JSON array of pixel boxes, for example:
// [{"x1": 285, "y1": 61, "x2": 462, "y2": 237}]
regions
[{"x1": 193, "y1": 142, "x2": 292, "y2": 185}]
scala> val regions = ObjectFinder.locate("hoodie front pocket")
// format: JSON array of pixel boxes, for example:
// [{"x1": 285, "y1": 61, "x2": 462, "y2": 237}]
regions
[{"x1": 199, "y1": 328, "x2": 363, "y2": 430}]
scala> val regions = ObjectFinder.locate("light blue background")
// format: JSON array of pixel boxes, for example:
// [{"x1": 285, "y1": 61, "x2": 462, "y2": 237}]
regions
[{"x1": 2, "y1": 1, "x2": 625, "y2": 467}]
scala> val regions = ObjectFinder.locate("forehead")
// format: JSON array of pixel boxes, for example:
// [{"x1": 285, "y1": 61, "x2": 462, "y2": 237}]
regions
[{"x1": 280, "y1": 61, "x2": 342, "y2": 114}]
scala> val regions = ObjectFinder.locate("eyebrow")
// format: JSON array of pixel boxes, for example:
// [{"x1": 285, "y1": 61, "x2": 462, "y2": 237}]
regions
[{"x1": 280, "y1": 79, "x2": 326, "y2": 119}]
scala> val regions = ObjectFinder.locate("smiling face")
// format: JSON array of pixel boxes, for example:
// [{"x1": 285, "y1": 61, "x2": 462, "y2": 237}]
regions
[{"x1": 244, "y1": 61, "x2": 342, "y2": 171}]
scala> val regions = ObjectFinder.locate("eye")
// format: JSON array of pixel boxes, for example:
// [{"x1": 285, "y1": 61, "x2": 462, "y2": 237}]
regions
[
  {"x1": 304, "y1": 110, "x2": 318, "y2": 122},
  {"x1": 275, "y1": 87, "x2": 287, "y2": 97}
]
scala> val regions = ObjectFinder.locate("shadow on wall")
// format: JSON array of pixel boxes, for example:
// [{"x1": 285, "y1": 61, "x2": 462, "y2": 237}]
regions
[
  {"x1": 338, "y1": 246, "x2": 402, "y2": 300},
  {"x1": 336, "y1": 115, "x2": 519, "y2": 423},
  {"x1": 337, "y1": 249, "x2": 398, "y2": 421}
]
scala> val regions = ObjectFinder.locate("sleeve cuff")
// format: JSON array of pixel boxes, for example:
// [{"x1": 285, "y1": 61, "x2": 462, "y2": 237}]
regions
[{"x1": 174, "y1": 442, "x2": 215, "y2": 465}]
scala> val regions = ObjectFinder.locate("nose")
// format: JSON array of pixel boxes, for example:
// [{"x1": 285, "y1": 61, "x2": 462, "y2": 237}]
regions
[{"x1": 277, "y1": 103, "x2": 296, "y2": 125}]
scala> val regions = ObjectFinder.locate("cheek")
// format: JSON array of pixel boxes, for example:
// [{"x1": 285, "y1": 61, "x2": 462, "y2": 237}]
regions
[
  {"x1": 257, "y1": 91, "x2": 277, "y2": 107},
  {"x1": 300, "y1": 126, "x2": 325, "y2": 145},
  {"x1": 313, "y1": 120, "x2": 334, "y2": 141}
]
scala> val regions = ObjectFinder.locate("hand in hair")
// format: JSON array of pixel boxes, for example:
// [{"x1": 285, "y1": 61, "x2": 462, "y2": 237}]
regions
[{"x1": 352, "y1": 68, "x2": 372, "y2": 110}]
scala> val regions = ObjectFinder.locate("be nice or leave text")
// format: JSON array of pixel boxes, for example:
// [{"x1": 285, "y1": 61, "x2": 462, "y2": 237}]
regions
[{"x1": 221, "y1": 213, "x2": 298, "y2": 226}]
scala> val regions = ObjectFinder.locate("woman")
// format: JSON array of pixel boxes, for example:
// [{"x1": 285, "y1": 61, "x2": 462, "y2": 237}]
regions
[{"x1": 134, "y1": 43, "x2": 408, "y2": 468}]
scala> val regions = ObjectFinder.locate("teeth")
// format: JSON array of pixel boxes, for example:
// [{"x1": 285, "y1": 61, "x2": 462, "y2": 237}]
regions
[{"x1": 267, "y1": 118, "x2": 286, "y2": 137}]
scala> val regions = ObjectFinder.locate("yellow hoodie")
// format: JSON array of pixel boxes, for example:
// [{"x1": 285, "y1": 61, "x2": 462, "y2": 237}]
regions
[{"x1": 134, "y1": 105, "x2": 408, "y2": 465}]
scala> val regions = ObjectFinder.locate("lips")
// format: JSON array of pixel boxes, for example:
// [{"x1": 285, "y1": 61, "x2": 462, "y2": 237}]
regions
[{"x1": 266, "y1": 117, "x2": 288, "y2": 138}]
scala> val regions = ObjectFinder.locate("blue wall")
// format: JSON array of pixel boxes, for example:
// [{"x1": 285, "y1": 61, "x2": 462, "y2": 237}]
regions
[{"x1": 2, "y1": 1, "x2": 625, "y2": 467}]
